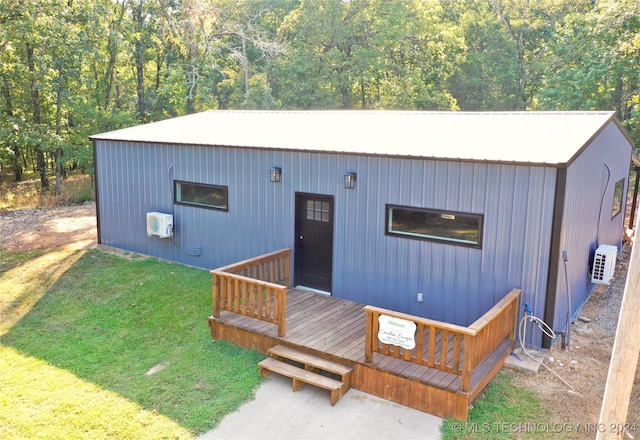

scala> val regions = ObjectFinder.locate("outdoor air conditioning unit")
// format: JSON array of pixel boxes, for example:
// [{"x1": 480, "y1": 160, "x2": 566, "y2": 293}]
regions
[
  {"x1": 591, "y1": 244, "x2": 617, "y2": 285},
  {"x1": 146, "y1": 212, "x2": 173, "y2": 238}
]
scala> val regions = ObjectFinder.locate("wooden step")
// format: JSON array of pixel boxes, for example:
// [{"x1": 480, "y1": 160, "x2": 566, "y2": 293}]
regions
[
  {"x1": 258, "y1": 357, "x2": 346, "y2": 406},
  {"x1": 268, "y1": 344, "x2": 353, "y2": 379}
]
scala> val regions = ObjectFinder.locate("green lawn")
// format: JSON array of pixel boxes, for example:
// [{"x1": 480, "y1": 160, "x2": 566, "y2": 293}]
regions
[
  {"x1": 0, "y1": 248, "x2": 264, "y2": 439},
  {"x1": 1, "y1": 245, "x2": 555, "y2": 439},
  {"x1": 441, "y1": 372, "x2": 553, "y2": 440}
]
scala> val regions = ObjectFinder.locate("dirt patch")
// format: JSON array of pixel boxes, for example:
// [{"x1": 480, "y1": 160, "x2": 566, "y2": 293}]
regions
[
  {"x1": 2, "y1": 203, "x2": 639, "y2": 436},
  {"x1": 0, "y1": 203, "x2": 97, "y2": 251},
  {"x1": 512, "y1": 244, "x2": 640, "y2": 438}
]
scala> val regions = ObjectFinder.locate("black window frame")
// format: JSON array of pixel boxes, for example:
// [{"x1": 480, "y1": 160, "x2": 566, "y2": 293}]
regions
[
  {"x1": 174, "y1": 180, "x2": 229, "y2": 212},
  {"x1": 611, "y1": 178, "x2": 625, "y2": 219},
  {"x1": 385, "y1": 204, "x2": 483, "y2": 249}
]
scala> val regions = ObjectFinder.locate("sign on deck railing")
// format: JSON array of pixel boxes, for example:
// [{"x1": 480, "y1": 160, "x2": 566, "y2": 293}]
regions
[
  {"x1": 364, "y1": 288, "x2": 521, "y2": 392},
  {"x1": 377, "y1": 315, "x2": 416, "y2": 350}
]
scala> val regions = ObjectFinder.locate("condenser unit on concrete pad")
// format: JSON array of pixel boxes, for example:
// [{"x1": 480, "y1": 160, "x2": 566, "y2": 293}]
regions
[
  {"x1": 147, "y1": 212, "x2": 173, "y2": 238},
  {"x1": 591, "y1": 244, "x2": 617, "y2": 285}
]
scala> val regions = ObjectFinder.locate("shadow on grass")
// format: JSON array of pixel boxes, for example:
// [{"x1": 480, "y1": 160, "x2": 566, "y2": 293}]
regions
[
  {"x1": 0, "y1": 246, "x2": 87, "y2": 336},
  {"x1": 0, "y1": 248, "x2": 49, "y2": 273},
  {"x1": 1, "y1": 249, "x2": 265, "y2": 437}
]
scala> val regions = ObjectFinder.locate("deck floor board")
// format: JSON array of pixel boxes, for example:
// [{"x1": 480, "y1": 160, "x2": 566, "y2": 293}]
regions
[
  {"x1": 210, "y1": 287, "x2": 513, "y2": 420},
  {"x1": 215, "y1": 289, "x2": 467, "y2": 386}
]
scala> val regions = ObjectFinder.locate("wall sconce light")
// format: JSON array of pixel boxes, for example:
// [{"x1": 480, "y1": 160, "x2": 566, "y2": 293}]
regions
[
  {"x1": 270, "y1": 167, "x2": 282, "y2": 183},
  {"x1": 344, "y1": 173, "x2": 356, "y2": 189}
]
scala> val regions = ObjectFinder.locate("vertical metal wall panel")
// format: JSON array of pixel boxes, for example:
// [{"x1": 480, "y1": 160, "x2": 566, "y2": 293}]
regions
[
  {"x1": 552, "y1": 122, "x2": 633, "y2": 333},
  {"x1": 95, "y1": 140, "x2": 558, "y2": 329},
  {"x1": 331, "y1": 157, "x2": 557, "y2": 327}
]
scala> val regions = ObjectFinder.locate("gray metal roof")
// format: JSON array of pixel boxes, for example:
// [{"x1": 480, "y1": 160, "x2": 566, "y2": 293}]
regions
[{"x1": 90, "y1": 110, "x2": 618, "y2": 165}]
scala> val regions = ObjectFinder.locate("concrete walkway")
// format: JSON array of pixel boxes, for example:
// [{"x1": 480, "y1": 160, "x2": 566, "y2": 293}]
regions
[{"x1": 199, "y1": 375, "x2": 442, "y2": 440}]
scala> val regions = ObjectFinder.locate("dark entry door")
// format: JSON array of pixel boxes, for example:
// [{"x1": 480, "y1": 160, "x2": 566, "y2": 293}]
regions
[{"x1": 294, "y1": 193, "x2": 334, "y2": 292}]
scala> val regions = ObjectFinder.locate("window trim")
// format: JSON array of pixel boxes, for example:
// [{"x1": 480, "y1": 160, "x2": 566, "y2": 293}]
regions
[
  {"x1": 174, "y1": 180, "x2": 229, "y2": 212},
  {"x1": 611, "y1": 178, "x2": 625, "y2": 219},
  {"x1": 385, "y1": 204, "x2": 483, "y2": 248}
]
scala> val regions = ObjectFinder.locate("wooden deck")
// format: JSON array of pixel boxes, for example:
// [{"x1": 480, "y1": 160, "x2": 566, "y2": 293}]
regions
[{"x1": 208, "y1": 288, "x2": 515, "y2": 420}]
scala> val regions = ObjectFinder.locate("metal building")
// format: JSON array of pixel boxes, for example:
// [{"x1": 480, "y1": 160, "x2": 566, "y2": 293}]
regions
[{"x1": 91, "y1": 110, "x2": 634, "y2": 347}]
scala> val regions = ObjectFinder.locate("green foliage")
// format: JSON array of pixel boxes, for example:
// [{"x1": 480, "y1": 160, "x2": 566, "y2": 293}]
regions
[
  {"x1": 533, "y1": 0, "x2": 640, "y2": 146},
  {"x1": 1, "y1": 249, "x2": 265, "y2": 435},
  {"x1": 1, "y1": 0, "x2": 638, "y2": 186},
  {"x1": 274, "y1": 0, "x2": 462, "y2": 110}
]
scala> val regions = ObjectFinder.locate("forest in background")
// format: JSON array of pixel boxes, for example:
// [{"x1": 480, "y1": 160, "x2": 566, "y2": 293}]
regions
[{"x1": 0, "y1": 0, "x2": 639, "y2": 192}]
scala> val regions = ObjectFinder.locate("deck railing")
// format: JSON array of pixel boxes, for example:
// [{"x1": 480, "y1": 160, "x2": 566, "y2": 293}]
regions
[
  {"x1": 364, "y1": 288, "x2": 521, "y2": 392},
  {"x1": 211, "y1": 249, "x2": 291, "y2": 337}
]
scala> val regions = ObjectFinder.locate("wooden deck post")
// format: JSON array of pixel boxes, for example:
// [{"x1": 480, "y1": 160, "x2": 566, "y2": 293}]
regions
[
  {"x1": 364, "y1": 308, "x2": 374, "y2": 364},
  {"x1": 284, "y1": 252, "x2": 291, "y2": 288},
  {"x1": 461, "y1": 336, "x2": 474, "y2": 392},
  {"x1": 277, "y1": 288, "x2": 286, "y2": 337},
  {"x1": 212, "y1": 273, "x2": 221, "y2": 318}
]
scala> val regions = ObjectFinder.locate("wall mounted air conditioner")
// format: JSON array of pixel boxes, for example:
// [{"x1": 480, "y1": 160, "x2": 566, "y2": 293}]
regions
[
  {"x1": 591, "y1": 244, "x2": 617, "y2": 285},
  {"x1": 146, "y1": 212, "x2": 173, "y2": 238}
]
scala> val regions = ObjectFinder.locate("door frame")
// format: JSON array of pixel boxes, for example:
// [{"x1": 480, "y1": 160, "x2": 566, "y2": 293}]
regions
[{"x1": 294, "y1": 192, "x2": 334, "y2": 293}]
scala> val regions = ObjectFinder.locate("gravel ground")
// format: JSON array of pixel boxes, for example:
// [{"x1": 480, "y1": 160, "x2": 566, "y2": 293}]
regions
[{"x1": 513, "y1": 243, "x2": 639, "y2": 439}]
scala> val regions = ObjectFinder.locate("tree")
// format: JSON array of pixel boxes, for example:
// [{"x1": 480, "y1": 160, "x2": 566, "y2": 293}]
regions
[
  {"x1": 535, "y1": 0, "x2": 640, "y2": 144},
  {"x1": 485, "y1": 0, "x2": 593, "y2": 110},
  {"x1": 274, "y1": 0, "x2": 463, "y2": 110},
  {"x1": 445, "y1": 0, "x2": 519, "y2": 110}
]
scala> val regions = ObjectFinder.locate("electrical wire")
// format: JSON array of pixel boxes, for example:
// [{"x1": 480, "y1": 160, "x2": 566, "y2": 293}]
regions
[
  {"x1": 167, "y1": 164, "x2": 201, "y2": 257},
  {"x1": 596, "y1": 163, "x2": 611, "y2": 248},
  {"x1": 519, "y1": 314, "x2": 577, "y2": 392}
]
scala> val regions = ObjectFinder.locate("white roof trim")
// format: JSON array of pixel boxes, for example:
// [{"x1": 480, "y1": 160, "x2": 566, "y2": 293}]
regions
[{"x1": 91, "y1": 110, "x2": 617, "y2": 165}]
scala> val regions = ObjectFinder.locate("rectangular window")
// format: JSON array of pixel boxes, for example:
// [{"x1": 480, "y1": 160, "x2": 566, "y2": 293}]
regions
[
  {"x1": 306, "y1": 200, "x2": 330, "y2": 222},
  {"x1": 175, "y1": 180, "x2": 228, "y2": 211},
  {"x1": 386, "y1": 204, "x2": 483, "y2": 248},
  {"x1": 611, "y1": 178, "x2": 624, "y2": 219}
]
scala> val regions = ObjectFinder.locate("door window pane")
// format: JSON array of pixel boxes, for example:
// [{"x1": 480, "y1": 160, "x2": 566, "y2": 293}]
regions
[{"x1": 306, "y1": 199, "x2": 330, "y2": 222}]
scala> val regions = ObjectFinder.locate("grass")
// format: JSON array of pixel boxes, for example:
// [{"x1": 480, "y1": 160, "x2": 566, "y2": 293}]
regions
[
  {"x1": 441, "y1": 372, "x2": 553, "y2": 440},
  {"x1": 0, "y1": 248, "x2": 265, "y2": 439},
  {"x1": 1, "y1": 248, "x2": 555, "y2": 440},
  {"x1": 0, "y1": 248, "x2": 48, "y2": 273}
]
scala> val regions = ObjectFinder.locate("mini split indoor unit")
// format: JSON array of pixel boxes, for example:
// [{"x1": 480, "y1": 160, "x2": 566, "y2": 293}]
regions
[
  {"x1": 591, "y1": 244, "x2": 617, "y2": 285},
  {"x1": 146, "y1": 212, "x2": 173, "y2": 238}
]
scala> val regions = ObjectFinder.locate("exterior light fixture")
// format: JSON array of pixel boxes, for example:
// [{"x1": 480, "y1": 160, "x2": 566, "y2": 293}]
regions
[
  {"x1": 344, "y1": 173, "x2": 356, "y2": 189},
  {"x1": 270, "y1": 167, "x2": 281, "y2": 183}
]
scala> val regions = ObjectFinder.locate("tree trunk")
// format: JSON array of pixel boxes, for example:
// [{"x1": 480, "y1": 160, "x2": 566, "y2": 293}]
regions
[
  {"x1": 104, "y1": 41, "x2": 118, "y2": 110},
  {"x1": 103, "y1": 1, "x2": 125, "y2": 110},
  {"x1": 241, "y1": 34, "x2": 249, "y2": 107},
  {"x1": 1, "y1": 71, "x2": 22, "y2": 182},
  {"x1": 26, "y1": 42, "x2": 49, "y2": 188},
  {"x1": 490, "y1": 0, "x2": 527, "y2": 110},
  {"x1": 185, "y1": 43, "x2": 197, "y2": 114},
  {"x1": 516, "y1": 30, "x2": 526, "y2": 110},
  {"x1": 54, "y1": 65, "x2": 63, "y2": 193},
  {"x1": 133, "y1": 0, "x2": 146, "y2": 122}
]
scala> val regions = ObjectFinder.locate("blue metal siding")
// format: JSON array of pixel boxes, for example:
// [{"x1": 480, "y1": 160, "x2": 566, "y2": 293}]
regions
[
  {"x1": 96, "y1": 141, "x2": 557, "y2": 330},
  {"x1": 551, "y1": 121, "x2": 633, "y2": 332},
  {"x1": 337, "y1": 160, "x2": 557, "y2": 329}
]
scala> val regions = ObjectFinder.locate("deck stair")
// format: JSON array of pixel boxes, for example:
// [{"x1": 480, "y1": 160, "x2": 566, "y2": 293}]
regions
[{"x1": 258, "y1": 344, "x2": 353, "y2": 406}]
